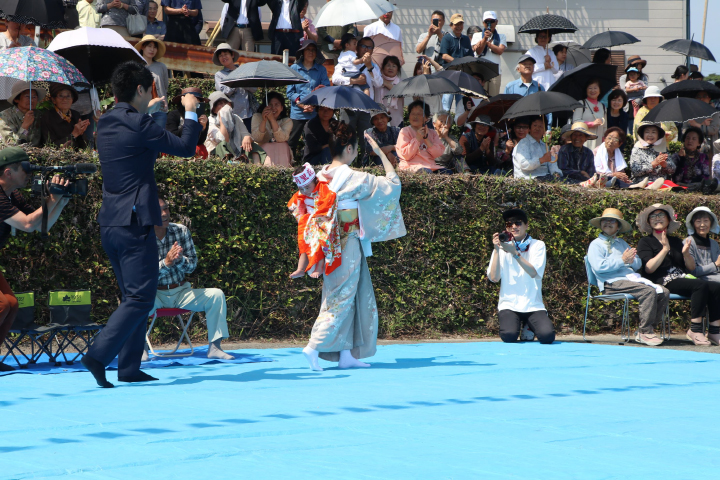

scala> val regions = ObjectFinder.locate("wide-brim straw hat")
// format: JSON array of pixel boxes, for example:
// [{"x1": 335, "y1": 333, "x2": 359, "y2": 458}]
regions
[
  {"x1": 636, "y1": 203, "x2": 682, "y2": 234},
  {"x1": 467, "y1": 114, "x2": 494, "y2": 129},
  {"x1": 135, "y1": 35, "x2": 166, "y2": 60},
  {"x1": 626, "y1": 55, "x2": 647, "y2": 69},
  {"x1": 589, "y1": 208, "x2": 632, "y2": 234},
  {"x1": 636, "y1": 121, "x2": 665, "y2": 141},
  {"x1": 686, "y1": 207, "x2": 720, "y2": 235},
  {"x1": 561, "y1": 121, "x2": 598, "y2": 141},
  {"x1": 213, "y1": 43, "x2": 240, "y2": 66},
  {"x1": 8, "y1": 81, "x2": 46, "y2": 105}
]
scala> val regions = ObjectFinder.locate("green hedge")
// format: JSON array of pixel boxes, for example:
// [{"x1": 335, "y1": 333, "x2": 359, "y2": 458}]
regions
[{"x1": 8, "y1": 146, "x2": 719, "y2": 341}]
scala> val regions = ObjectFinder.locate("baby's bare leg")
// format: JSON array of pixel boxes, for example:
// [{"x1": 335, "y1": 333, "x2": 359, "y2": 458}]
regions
[
  {"x1": 290, "y1": 253, "x2": 309, "y2": 278},
  {"x1": 309, "y1": 258, "x2": 325, "y2": 278}
]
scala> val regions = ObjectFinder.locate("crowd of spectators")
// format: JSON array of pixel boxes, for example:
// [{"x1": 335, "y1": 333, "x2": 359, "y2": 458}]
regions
[{"x1": 1, "y1": 5, "x2": 720, "y2": 189}]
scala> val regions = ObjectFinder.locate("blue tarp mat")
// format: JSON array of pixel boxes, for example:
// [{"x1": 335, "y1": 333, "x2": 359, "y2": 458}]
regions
[
  {"x1": 2, "y1": 341, "x2": 720, "y2": 479},
  {"x1": 0, "y1": 345, "x2": 273, "y2": 376}
]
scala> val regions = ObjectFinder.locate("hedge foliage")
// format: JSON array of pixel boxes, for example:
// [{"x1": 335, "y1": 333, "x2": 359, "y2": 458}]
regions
[{"x1": 6, "y1": 146, "x2": 720, "y2": 342}]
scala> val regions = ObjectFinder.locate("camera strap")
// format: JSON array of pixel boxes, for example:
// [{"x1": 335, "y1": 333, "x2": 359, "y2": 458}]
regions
[{"x1": 40, "y1": 175, "x2": 49, "y2": 240}]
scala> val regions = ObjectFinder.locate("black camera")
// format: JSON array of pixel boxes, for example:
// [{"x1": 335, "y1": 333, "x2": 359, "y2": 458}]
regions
[
  {"x1": 498, "y1": 231, "x2": 514, "y2": 243},
  {"x1": 22, "y1": 161, "x2": 97, "y2": 198}
]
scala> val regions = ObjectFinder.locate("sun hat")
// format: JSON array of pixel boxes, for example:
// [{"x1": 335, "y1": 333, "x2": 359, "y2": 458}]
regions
[
  {"x1": 626, "y1": 55, "x2": 647, "y2": 69},
  {"x1": 49, "y1": 83, "x2": 78, "y2": 103},
  {"x1": 636, "y1": 121, "x2": 665, "y2": 141},
  {"x1": 468, "y1": 114, "x2": 494, "y2": 129},
  {"x1": 135, "y1": 35, "x2": 166, "y2": 60},
  {"x1": 208, "y1": 91, "x2": 233, "y2": 114},
  {"x1": 171, "y1": 87, "x2": 210, "y2": 106},
  {"x1": 212, "y1": 43, "x2": 240, "y2": 66},
  {"x1": 370, "y1": 105, "x2": 392, "y2": 124},
  {"x1": 636, "y1": 203, "x2": 682, "y2": 234},
  {"x1": 296, "y1": 38, "x2": 325, "y2": 63},
  {"x1": 7, "y1": 81, "x2": 46, "y2": 105},
  {"x1": 641, "y1": 85, "x2": 663, "y2": 104},
  {"x1": 450, "y1": 14, "x2": 464, "y2": 25},
  {"x1": 561, "y1": 121, "x2": 598, "y2": 141},
  {"x1": 686, "y1": 207, "x2": 720, "y2": 235},
  {"x1": 589, "y1": 208, "x2": 632, "y2": 234}
]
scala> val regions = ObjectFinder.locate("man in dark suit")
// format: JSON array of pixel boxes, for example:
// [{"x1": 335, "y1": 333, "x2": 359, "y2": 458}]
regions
[
  {"x1": 220, "y1": 0, "x2": 265, "y2": 52},
  {"x1": 266, "y1": 0, "x2": 302, "y2": 55},
  {"x1": 81, "y1": 62, "x2": 201, "y2": 388}
]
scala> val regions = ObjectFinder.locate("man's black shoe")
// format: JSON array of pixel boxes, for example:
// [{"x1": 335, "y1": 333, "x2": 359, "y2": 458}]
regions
[
  {"x1": 118, "y1": 370, "x2": 158, "y2": 383},
  {"x1": 81, "y1": 355, "x2": 114, "y2": 388}
]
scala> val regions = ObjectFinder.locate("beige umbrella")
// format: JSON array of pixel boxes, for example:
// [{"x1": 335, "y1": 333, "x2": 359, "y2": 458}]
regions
[{"x1": 370, "y1": 34, "x2": 404, "y2": 67}]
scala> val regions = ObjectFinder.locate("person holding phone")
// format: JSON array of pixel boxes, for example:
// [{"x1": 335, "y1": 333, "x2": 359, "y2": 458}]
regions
[
  {"x1": 471, "y1": 11, "x2": 506, "y2": 96},
  {"x1": 415, "y1": 10, "x2": 446, "y2": 68},
  {"x1": 165, "y1": 87, "x2": 209, "y2": 158}
]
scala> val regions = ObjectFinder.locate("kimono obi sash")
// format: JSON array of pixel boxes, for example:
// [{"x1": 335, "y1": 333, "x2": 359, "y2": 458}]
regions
[{"x1": 337, "y1": 200, "x2": 359, "y2": 234}]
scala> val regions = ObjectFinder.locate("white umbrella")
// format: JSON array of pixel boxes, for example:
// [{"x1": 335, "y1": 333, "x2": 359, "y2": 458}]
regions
[
  {"x1": 313, "y1": 0, "x2": 395, "y2": 29},
  {"x1": 48, "y1": 27, "x2": 146, "y2": 111}
]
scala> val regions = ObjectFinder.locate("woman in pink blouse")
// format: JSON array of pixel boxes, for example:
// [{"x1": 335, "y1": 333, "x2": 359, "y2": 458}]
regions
[{"x1": 396, "y1": 100, "x2": 445, "y2": 172}]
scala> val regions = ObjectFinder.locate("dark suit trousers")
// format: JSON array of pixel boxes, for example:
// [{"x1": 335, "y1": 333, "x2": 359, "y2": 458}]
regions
[
  {"x1": 272, "y1": 30, "x2": 302, "y2": 55},
  {"x1": 87, "y1": 221, "x2": 158, "y2": 377}
]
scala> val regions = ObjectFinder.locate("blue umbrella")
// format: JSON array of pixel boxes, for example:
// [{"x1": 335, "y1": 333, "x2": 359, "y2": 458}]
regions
[{"x1": 299, "y1": 85, "x2": 380, "y2": 112}]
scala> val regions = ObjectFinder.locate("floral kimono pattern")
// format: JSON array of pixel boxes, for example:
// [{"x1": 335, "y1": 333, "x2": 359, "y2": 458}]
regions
[
  {"x1": 287, "y1": 182, "x2": 323, "y2": 258},
  {"x1": 304, "y1": 163, "x2": 406, "y2": 361}
]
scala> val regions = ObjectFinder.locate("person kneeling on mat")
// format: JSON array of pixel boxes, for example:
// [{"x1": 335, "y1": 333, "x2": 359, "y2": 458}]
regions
[
  {"x1": 145, "y1": 198, "x2": 234, "y2": 361},
  {"x1": 487, "y1": 208, "x2": 556, "y2": 344}
]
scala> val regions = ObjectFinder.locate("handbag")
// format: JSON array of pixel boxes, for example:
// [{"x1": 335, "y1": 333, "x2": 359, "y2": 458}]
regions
[{"x1": 126, "y1": 8, "x2": 148, "y2": 37}]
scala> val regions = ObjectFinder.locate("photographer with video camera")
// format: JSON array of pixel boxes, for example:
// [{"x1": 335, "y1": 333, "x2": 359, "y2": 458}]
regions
[
  {"x1": 487, "y1": 208, "x2": 555, "y2": 344},
  {"x1": 0, "y1": 147, "x2": 71, "y2": 371}
]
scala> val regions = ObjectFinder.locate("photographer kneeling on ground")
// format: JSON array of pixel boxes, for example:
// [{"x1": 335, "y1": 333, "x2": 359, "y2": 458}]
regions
[
  {"x1": 0, "y1": 147, "x2": 70, "y2": 371},
  {"x1": 487, "y1": 208, "x2": 555, "y2": 344}
]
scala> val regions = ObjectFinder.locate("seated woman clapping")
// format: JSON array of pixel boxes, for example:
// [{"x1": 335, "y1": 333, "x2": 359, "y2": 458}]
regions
[
  {"x1": 395, "y1": 100, "x2": 446, "y2": 173},
  {"x1": 39, "y1": 84, "x2": 89, "y2": 150},
  {"x1": 628, "y1": 122, "x2": 675, "y2": 189},
  {"x1": 636, "y1": 203, "x2": 720, "y2": 346},
  {"x1": 587, "y1": 208, "x2": 669, "y2": 346},
  {"x1": 459, "y1": 115, "x2": 495, "y2": 174},
  {"x1": 683, "y1": 207, "x2": 720, "y2": 283}
]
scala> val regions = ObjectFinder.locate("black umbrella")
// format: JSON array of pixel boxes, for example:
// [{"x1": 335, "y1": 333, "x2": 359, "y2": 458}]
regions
[
  {"x1": 384, "y1": 74, "x2": 460, "y2": 99},
  {"x1": 220, "y1": 60, "x2": 308, "y2": 103},
  {"x1": 300, "y1": 86, "x2": 380, "y2": 112},
  {"x1": 659, "y1": 38, "x2": 716, "y2": 62},
  {"x1": 517, "y1": 13, "x2": 578, "y2": 35},
  {"x1": 432, "y1": 70, "x2": 486, "y2": 98},
  {"x1": 642, "y1": 97, "x2": 718, "y2": 124},
  {"x1": 500, "y1": 91, "x2": 580, "y2": 121},
  {"x1": 661, "y1": 80, "x2": 720, "y2": 100},
  {"x1": 468, "y1": 94, "x2": 521, "y2": 124},
  {"x1": 582, "y1": 31, "x2": 640, "y2": 49},
  {"x1": 548, "y1": 63, "x2": 618, "y2": 100},
  {"x1": 444, "y1": 56, "x2": 500, "y2": 82},
  {"x1": 0, "y1": 0, "x2": 66, "y2": 29}
]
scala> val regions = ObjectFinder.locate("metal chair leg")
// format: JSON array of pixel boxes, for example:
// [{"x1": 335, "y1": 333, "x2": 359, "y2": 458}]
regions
[{"x1": 583, "y1": 296, "x2": 591, "y2": 341}]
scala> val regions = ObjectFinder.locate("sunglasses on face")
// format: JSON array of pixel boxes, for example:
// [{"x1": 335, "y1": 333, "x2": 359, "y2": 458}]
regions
[{"x1": 505, "y1": 221, "x2": 524, "y2": 228}]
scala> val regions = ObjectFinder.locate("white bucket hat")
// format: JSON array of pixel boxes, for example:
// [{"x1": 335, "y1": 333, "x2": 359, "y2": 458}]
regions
[
  {"x1": 642, "y1": 85, "x2": 664, "y2": 104},
  {"x1": 686, "y1": 207, "x2": 720, "y2": 235}
]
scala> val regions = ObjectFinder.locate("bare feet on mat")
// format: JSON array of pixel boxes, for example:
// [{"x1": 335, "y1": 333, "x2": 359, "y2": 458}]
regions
[
  {"x1": 338, "y1": 350, "x2": 370, "y2": 369},
  {"x1": 81, "y1": 355, "x2": 114, "y2": 388},
  {"x1": 207, "y1": 340, "x2": 234, "y2": 360},
  {"x1": 302, "y1": 345, "x2": 323, "y2": 371},
  {"x1": 118, "y1": 370, "x2": 158, "y2": 383}
]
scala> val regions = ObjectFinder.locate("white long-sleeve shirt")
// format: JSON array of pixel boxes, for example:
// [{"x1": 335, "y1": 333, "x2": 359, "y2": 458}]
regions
[{"x1": 526, "y1": 45, "x2": 559, "y2": 91}]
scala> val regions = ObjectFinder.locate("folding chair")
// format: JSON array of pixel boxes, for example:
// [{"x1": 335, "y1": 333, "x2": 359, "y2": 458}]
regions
[
  {"x1": 1, "y1": 292, "x2": 59, "y2": 368},
  {"x1": 583, "y1": 256, "x2": 637, "y2": 342},
  {"x1": 145, "y1": 308, "x2": 196, "y2": 358},
  {"x1": 665, "y1": 294, "x2": 708, "y2": 341},
  {"x1": 48, "y1": 289, "x2": 103, "y2": 365}
]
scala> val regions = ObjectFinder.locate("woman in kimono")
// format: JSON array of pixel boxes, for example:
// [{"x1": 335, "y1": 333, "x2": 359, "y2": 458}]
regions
[{"x1": 301, "y1": 122, "x2": 406, "y2": 371}]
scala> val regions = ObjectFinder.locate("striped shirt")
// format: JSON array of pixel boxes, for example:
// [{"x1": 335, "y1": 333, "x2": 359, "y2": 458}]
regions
[
  {"x1": 0, "y1": 184, "x2": 34, "y2": 247},
  {"x1": 156, "y1": 222, "x2": 198, "y2": 286}
]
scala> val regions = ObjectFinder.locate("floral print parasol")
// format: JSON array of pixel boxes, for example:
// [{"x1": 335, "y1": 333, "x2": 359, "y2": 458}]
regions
[{"x1": 0, "y1": 46, "x2": 88, "y2": 86}]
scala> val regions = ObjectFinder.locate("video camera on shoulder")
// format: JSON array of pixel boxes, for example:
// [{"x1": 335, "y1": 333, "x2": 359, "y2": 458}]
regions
[{"x1": 22, "y1": 161, "x2": 97, "y2": 198}]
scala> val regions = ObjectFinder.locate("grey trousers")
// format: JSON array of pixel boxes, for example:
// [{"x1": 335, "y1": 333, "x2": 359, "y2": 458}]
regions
[{"x1": 604, "y1": 280, "x2": 669, "y2": 333}]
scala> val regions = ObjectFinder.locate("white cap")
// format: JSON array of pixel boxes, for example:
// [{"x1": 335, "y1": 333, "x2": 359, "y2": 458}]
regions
[{"x1": 483, "y1": 11, "x2": 497, "y2": 21}]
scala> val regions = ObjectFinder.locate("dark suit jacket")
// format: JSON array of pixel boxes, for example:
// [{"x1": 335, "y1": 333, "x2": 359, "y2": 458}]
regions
[
  {"x1": 96, "y1": 103, "x2": 201, "y2": 227},
  {"x1": 221, "y1": 0, "x2": 265, "y2": 41},
  {"x1": 266, "y1": 0, "x2": 301, "y2": 39}
]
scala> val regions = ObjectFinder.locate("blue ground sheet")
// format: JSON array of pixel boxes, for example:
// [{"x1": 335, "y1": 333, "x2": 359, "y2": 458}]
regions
[{"x1": 2, "y1": 341, "x2": 720, "y2": 479}]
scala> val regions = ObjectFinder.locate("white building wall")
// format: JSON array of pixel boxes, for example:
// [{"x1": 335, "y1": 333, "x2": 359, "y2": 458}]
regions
[{"x1": 201, "y1": 0, "x2": 687, "y2": 89}]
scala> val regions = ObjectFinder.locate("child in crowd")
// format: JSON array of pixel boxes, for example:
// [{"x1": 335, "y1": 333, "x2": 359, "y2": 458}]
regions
[
  {"x1": 337, "y1": 33, "x2": 370, "y2": 96},
  {"x1": 624, "y1": 67, "x2": 647, "y2": 116},
  {"x1": 287, "y1": 163, "x2": 324, "y2": 278}
]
